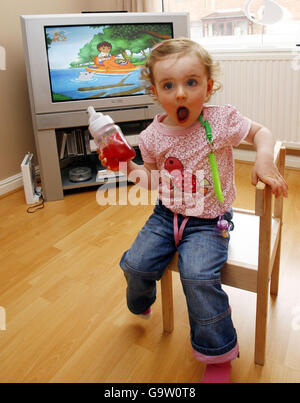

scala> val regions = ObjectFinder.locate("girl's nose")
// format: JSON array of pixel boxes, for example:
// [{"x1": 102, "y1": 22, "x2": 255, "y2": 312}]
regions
[{"x1": 176, "y1": 85, "x2": 187, "y2": 100}]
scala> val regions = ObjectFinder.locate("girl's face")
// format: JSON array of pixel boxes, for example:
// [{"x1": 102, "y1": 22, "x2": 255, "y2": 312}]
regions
[{"x1": 151, "y1": 53, "x2": 214, "y2": 128}]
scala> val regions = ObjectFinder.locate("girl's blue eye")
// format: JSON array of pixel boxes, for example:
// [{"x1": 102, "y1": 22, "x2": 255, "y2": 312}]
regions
[
  {"x1": 164, "y1": 82, "x2": 173, "y2": 90},
  {"x1": 187, "y1": 79, "x2": 197, "y2": 86}
]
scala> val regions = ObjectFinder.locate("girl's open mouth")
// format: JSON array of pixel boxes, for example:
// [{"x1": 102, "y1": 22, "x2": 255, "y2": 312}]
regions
[{"x1": 177, "y1": 106, "x2": 189, "y2": 123}]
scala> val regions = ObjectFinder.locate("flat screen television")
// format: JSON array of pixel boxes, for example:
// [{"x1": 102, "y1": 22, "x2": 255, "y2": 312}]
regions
[{"x1": 21, "y1": 12, "x2": 190, "y2": 127}]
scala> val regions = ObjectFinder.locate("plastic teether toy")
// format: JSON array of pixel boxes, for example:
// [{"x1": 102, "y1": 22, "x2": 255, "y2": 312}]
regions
[{"x1": 217, "y1": 215, "x2": 230, "y2": 238}]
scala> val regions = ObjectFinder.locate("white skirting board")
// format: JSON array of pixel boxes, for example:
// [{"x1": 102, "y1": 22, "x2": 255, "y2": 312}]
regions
[
  {"x1": 0, "y1": 166, "x2": 40, "y2": 197},
  {"x1": 0, "y1": 172, "x2": 23, "y2": 196}
]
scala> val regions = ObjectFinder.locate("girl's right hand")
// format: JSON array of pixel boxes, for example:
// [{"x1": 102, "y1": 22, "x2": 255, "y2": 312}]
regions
[{"x1": 97, "y1": 149, "x2": 118, "y2": 172}]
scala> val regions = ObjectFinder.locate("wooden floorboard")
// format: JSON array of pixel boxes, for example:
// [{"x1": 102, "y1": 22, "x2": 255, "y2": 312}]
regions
[{"x1": 0, "y1": 163, "x2": 299, "y2": 383}]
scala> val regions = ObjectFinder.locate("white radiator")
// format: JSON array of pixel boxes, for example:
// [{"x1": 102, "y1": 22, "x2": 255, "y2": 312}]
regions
[{"x1": 210, "y1": 50, "x2": 300, "y2": 146}]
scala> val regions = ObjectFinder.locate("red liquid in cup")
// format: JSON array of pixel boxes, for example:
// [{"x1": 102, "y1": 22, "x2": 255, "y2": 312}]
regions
[{"x1": 101, "y1": 131, "x2": 136, "y2": 170}]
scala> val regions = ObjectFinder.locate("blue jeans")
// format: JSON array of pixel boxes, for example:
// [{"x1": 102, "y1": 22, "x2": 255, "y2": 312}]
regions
[{"x1": 120, "y1": 201, "x2": 237, "y2": 358}]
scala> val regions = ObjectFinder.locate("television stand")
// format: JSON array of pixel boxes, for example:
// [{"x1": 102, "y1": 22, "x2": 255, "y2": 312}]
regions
[{"x1": 35, "y1": 112, "x2": 153, "y2": 201}]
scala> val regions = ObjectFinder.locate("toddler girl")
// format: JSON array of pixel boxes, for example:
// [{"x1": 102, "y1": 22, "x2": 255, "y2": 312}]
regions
[{"x1": 101, "y1": 38, "x2": 288, "y2": 383}]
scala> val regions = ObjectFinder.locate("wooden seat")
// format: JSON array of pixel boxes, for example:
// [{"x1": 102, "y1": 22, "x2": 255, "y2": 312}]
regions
[{"x1": 160, "y1": 142, "x2": 285, "y2": 366}]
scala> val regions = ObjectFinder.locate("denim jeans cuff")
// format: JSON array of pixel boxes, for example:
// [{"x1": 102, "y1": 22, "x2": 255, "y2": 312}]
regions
[
  {"x1": 191, "y1": 334, "x2": 238, "y2": 360},
  {"x1": 127, "y1": 297, "x2": 156, "y2": 315},
  {"x1": 193, "y1": 341, "x2": 239, "y2": 364}
]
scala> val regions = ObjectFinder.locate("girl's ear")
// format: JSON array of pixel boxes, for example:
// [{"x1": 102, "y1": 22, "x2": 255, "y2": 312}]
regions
[
  {"x1": 151, "y1": 85, "x2": 158, "y2": 97},
  {"x1": 207, "y1": 78, "x2": 214, "y2": 97}
]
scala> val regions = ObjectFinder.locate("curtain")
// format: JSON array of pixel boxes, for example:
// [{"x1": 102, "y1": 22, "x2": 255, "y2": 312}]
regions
[{"x1": 123, "y1": 0, "x2": 162, "y2": 12}]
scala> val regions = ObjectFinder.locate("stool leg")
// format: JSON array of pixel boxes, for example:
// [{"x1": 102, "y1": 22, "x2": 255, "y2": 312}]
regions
[
  {"x1": 255, "y1": 283, "x2": 268, "y2": 366},
  {"x1": 161, "y1": 269, "x2": 174, "y2": 333},
  {"x1": 270, "y1": 233, "x2": 281, "y2": 296}
]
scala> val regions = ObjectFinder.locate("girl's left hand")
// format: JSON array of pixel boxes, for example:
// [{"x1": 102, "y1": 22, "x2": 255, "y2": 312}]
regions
[{"x1": 251, "y1": 159, "x2": 288, "y2": 198}]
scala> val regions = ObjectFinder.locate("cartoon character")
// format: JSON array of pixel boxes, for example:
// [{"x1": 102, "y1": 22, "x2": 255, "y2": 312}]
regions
[
  {"x1": 77, "y1": 71, "x2": 95, "y2": 81},
  {"x1": 86, "y1": 41, "x2": 137, "y2": 74},
  {"x1": 52, "y1": 31, "x2": 67, "y2": 42},
  {"x1": 52, "y1": 32, "x2": 61, "y2": 42},
  {"x1": 96, "y1": 41, "x2": 112, "y2": 65},
  {"x1": 164, "y1": 157, "x2": 210, "y2": 194}
]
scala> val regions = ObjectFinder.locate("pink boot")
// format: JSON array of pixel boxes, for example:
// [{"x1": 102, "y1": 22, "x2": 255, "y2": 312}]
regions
[
  {"x1": 201, "y1": 361, "x2": 232, "y2": 383},
  {"x1": 139, "y1": 306, "x2": 152, "y2": 319}
]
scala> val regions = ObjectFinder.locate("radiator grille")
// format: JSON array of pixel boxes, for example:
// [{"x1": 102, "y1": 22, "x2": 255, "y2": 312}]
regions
[{"x1": 210, "y1": 53, "x2": 300, "y2": 145}]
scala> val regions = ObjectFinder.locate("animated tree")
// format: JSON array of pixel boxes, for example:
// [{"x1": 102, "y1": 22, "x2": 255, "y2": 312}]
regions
[{"x1": 73, "y1": 23, "x2": 172, "y2": 66}]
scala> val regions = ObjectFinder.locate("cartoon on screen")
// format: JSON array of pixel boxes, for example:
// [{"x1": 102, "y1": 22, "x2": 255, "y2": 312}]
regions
[{"x1": 44, "y1": 24, "x2": 172, "y2": 102}]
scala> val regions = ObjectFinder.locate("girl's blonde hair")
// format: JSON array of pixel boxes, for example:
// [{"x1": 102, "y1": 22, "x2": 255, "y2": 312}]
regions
[{"x1": 141, "y1": 38, "x2": 221, "y2": 101}]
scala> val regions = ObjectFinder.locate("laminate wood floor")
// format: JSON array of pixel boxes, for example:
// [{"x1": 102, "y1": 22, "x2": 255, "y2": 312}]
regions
[{"x1": 0, "y1": 162, "x2": 299, "y2": 383}]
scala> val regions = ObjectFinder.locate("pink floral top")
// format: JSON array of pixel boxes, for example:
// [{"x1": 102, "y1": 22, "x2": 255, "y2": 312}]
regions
[{"x1": 139, "y1": 104, "x2": 251, "y2": 218}]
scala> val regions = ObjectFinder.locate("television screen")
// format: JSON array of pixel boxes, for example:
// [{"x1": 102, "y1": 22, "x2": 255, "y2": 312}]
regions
[{"x1": 44, "y1": 23, "x2": 173, "y2": 103}]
